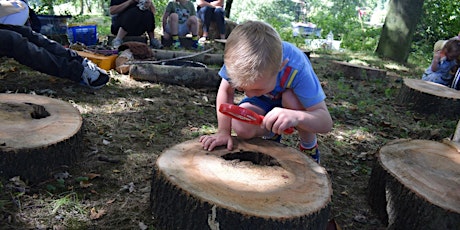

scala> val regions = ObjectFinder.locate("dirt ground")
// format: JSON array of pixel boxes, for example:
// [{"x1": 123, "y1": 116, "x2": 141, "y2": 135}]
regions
[{"x1": 0, "y1": 49, "x2": 456, "y2": 230}]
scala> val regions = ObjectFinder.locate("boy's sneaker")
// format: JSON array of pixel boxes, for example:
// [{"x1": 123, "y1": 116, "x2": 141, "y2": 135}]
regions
[
  {"x1": 80, "y1": 58, "x2": 110, "y2": 89},
  {"x1": 112, "y1": 38, "x2": 123, "y2": 49},
  {"x1": 150, "y1": 38, "x2": 163, "y2": 49},
  {"x1": 299, "y1": 143, "x2": 320, "y2": 164}
]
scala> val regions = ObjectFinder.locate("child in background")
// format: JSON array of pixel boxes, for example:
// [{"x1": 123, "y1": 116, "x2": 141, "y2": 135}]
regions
[
  {"x1": 162, "y1": 0, "x2": 201, "y2": 49},
  {"x1": 199, "y1": 21, "x2": 333, "y2": 163},
  {"x1": 422, "y1": 39, "x2": 460, "y2": 87}
]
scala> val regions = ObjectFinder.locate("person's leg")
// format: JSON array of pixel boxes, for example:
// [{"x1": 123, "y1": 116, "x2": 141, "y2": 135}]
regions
[
  {"x1": 213, "y1": 7, "x2": 226, "y2": 39},
  {"x1": 0, "y1": 28, "x2": 83, "y2": 82},
  {"x1": 2, "y1": 24, "x2": 83, "y2": 63},
  {"x1": 1, "y1": 25, "x2": 109, "y2": 89},
  {"x1": 187, "y1": 16, "x2": 200, "y2": 49},
  {"x1": 199, "y1": 7, "x2": 213, "y2": 38},
  {"x1": 282, "y1": 89, "x2": 320, "y2": 163},
  {"x1": 168, "y1": 13, "x2": 181, "y2": 48}
]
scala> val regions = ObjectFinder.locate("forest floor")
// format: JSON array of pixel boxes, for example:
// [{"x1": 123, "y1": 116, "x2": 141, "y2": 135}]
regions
[{"x1": 0, "y1": 46, "x2": 457, "y2": 230}]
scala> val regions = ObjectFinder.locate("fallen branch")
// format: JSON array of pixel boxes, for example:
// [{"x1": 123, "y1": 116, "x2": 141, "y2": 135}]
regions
[{"x1": 127, "y1": 48, "x2": 214, "y2": 65}]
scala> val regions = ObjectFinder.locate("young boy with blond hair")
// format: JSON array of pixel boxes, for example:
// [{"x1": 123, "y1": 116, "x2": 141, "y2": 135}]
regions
[{"x1": 200, "y1": 21, "x2": 332, "y2": 163}]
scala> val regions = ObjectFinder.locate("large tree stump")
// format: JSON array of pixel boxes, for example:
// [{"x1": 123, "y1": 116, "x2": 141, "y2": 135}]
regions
[
  {"x1": 0, "y1": 94, "x2": 83, "y2": 183},
  {"x1": 150, "y1": 137, "x2": 332, "y2": 230},
  {"x1": 129, "y1": 61, "x2": 221, "y2": 89},
  {"x1": 396, "y1": 78, "x2": 460, "y2": 119},
  {"x1": 368, "y1": 139, "x2": 460, "y2": 229}
]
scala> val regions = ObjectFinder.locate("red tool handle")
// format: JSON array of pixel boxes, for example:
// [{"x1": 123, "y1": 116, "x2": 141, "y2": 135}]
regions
[{"x1": 219, "y1": 103, "x2": 294, "y2": 134}]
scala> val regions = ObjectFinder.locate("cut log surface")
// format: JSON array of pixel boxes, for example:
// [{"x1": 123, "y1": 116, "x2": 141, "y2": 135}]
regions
[
  {"x1": 130, "y1": 62, "x2": 221, "y2": 89},
  {"x1": 0, "y1": 93, "x2": 83, "y2": 183},
  {"x1": 396, "y1": 78, "x2": 460, "y2": 119},
  {"x1": 368, "y1": 139, "x2": 460, "y2": 229},
  {"x1": 150, "y1": 137, "x2": 332, "y2": 230}
]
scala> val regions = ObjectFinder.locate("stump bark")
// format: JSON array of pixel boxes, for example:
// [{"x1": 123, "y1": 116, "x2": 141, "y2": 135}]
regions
[
  {"x1": 150, "y1": 137, "x2": 332, "y2": 230},
  {"x1": 0, "y1": 94, "x2": 83, "y2": 183},
  {"x1": 129, "y1": 61, "x2": 221, "y2": 89},
  {"x1": 396, "y1": 78, "x2": 460, "y2": 119},
  {"x1": 368, "y1": 139, "x2": 460, "y2": 229}
]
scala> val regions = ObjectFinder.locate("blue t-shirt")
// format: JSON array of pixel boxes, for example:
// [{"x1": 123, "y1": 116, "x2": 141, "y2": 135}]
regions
[
  {"x1": 219, "y1": 41, "x2": 326, "y2": 108},
  {"x1": 422, "y1": 58, "x2": 458, "y2": 86}
]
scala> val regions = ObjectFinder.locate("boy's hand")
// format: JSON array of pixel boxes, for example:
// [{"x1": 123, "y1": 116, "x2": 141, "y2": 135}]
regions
[
  {"x1": 263, "y1": 107, "x2": 298, "y2": 134},
  {"x1": 200, "y1": 132, "x2": 233, "y2": 151}
]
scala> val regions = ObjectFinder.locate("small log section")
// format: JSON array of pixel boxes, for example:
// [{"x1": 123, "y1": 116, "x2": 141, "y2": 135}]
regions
[
  {"x1": 129, "y1": 61, "x2": 221, "y2": 89},
  {"x1": 150, "y1": 137, "x2": 332, "y2": 230},
  {"x1": 0, "y1": 94, "x2": 83, "y2": 183},
  {"x1": 396, "y1": 78, "x2": 460, "y2": 119},
  {"x1": 368, "y1": 139, "x2": 460, "y2": 229},
  {"x1": 332, "y1": 61, "x2": 387, "y2": 81}
]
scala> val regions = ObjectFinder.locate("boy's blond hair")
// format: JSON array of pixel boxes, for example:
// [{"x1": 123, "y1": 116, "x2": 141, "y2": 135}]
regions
[{"x1": 224, "y1": 21, "x2": 282, "y2": 88}]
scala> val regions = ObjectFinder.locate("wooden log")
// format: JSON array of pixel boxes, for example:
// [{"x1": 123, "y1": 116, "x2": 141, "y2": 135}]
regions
[
  {"x1": 129, "y1": 61, "x2": 221, "y2": 89},
  {"x1": 368, "y1": 139, "x2": 460, "y2": 229},
  {"x1": 152, "y1": 49, "x2": 224, "y2": 66},
  {"x1": 396, "y1": 78, "x2": 460, "y2": 119},
  {"x1": 0, "y1": 93, "x2": 83, "y2": 183},
  {"x1": 332, "y1": 60, "x2": 387, "y2": 81},
  {"x1": 150, "y1": 137, "x2": 332, "y2": 230}
]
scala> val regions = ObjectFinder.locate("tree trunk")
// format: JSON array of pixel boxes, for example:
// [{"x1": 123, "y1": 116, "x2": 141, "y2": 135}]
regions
[
  {"x1": 368, "y1": 139, "x2": 460, "y2": 229},
  {"x1": 0, "y1": 94, "x2": 83, "y2": 183},
  {"x1": 396, "y1": 78, "x2": 460, "y2": 119},
  {"x1": 375, "y1": 0, "x2": 425, "y2": 63},
  {"x1": 129, "y1": 61, "x2": 221, "y2": 89},
  {"x1": 150, "y1": 137, "x2": 332, "y2": 230}
]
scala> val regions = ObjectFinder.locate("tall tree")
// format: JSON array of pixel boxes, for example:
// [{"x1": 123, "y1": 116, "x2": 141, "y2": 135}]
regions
[{"x1": 375, "y1": 0, "x2": 425, "y2": 63}]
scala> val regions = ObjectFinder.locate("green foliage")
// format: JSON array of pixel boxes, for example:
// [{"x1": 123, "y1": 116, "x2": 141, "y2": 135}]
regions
[{"x1": 412, "y1": 0, "x2": 460, "y2": 59}]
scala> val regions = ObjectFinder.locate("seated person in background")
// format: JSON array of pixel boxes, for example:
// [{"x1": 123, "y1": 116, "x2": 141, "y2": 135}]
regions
[
  {"x1": 196, "y1": 0, "x2": 225, "y2": 41},
  {"x1": 433, "y1": 31, "x2": 460, "y2": 53},
  {"x1": 162, "y1": 0, "x2": 200, "y2": 49},
  {"x1": 110, "y1": 0, "x2": 163, "y2": 49},
  {"x1": 0, "y1": 24, "x2": 109, "y2": 89},
  {"x1": 422, "y1": 39, "x2": 460, "y2": 88},
  {"x1": 0, "y1": 0, "x2": 29, "y2": 26}
]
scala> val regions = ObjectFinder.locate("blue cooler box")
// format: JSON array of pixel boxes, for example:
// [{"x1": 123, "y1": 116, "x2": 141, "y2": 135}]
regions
[{"x1": 67, "y1": 24, "x2": 98, "y2": 46}]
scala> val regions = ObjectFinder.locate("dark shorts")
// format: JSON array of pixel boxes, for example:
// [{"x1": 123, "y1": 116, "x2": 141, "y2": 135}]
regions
[
  {"x1": 239, "y1": 96, "x2": 282, "y2": 114},
  {"x1": 111, "y1": 7, "x2": 155, "y2": 36}
]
